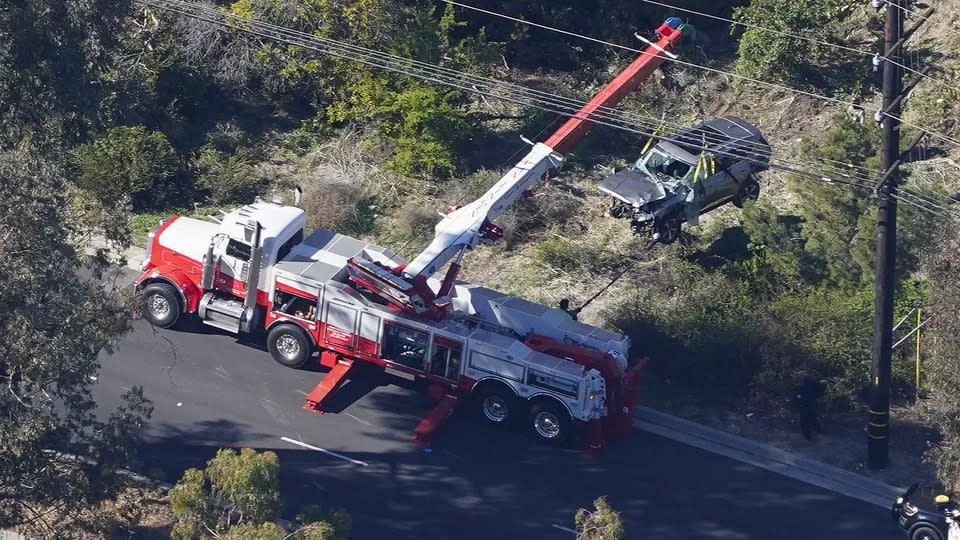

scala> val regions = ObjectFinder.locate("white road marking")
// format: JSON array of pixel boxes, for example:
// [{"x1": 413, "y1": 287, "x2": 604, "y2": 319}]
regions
[
  {"x1": 176, "y1": 402, "x2": 183, "y2": 407},
  {"x1": 551, "y1": 524, "x2": 576, "y2": 534},
  {"x1": 295, "y1": 390, "x2": 308, "y2": 396},
  {"x1": 280, "y1": 436, "x2": 369, "y2": 467},
  {"x1": 345, "y1": 412, "x2": 372, "y2": 426}
]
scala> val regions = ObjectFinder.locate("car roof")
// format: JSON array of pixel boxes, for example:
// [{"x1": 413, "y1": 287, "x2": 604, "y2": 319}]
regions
[{"x1": 660, "y1": 116, "x2": 764, "y2": 156}]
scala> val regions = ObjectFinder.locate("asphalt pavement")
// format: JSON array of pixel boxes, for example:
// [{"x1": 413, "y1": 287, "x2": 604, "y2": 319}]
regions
[{"x1": 92, "y1": 271, "x2": 903, "y2": 540}]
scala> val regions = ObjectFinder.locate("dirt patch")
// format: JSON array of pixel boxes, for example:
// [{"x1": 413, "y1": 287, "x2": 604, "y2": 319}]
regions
[{"x1": 12, "y1": 486, "x2": 174, "y2": 540}]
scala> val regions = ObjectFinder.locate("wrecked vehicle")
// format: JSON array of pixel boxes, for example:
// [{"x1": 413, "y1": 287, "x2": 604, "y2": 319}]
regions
[{"x1": 599, "y1": 116, "x2": 772, "y2": 244}]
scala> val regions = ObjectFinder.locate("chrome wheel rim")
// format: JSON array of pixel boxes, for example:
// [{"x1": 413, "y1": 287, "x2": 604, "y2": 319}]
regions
[
  {"x1": 276, "y1": 334, "x2": 300, "y2": 359},
  {"x1": 534, "y1": 411, "x2": 562, "y2": 439},
  {"x1": 148, "y1": 294, "x2": 170, "y2": 319},
  {"x1": 482, "y1": 395, "x2": 508, "y2": 423}
]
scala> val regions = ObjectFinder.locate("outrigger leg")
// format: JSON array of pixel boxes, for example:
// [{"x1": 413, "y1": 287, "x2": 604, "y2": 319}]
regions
[
  {"x1": 303, "y1": 353, "x2": 354, "y2": 414},
  {"x1": 411, "y1": 383, "x2": 460, "y2": 447}
]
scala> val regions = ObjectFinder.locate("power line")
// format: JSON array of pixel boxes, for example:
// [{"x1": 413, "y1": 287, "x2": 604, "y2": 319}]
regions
[
  {"x1": 631, "y1": 0, "x2": 958, "y2": 94},
  {"x1": 139, "y1": 0, "x2": 958, "y2": 219},
  {"x1": 441, "y1": 0, "x2": 960, "y2": 148},
  {"x1": 144, "y1": 0, "x2": 923, "y2": 199}
]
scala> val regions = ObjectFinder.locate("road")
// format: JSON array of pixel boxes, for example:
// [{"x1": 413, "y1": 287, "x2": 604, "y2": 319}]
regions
[{"x1": 93, "y1": 280, "x2": 902, "y2": 539}]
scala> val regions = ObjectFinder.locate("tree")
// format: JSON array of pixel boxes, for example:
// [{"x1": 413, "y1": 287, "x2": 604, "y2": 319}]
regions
[
  {"x1": 0, "y1": 148, "x2": 152, "y2": 533},
  {"x1": 0, "y1": 0, "x2": 133, "y2": 149},
  {"x1": 732, "y1": 0, "x2": 859, "y2": 89},
  {"x1": 169, "y1": 448, "x2": 350, "y2": 540},
  {"x1": 575, "y1": 496, "x2": 624, "y2": 540}
]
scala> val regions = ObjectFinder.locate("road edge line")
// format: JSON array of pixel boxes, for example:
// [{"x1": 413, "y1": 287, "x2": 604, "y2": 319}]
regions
[{"x1": 280, "y1": 436, "x2": 369, "y2": 467}]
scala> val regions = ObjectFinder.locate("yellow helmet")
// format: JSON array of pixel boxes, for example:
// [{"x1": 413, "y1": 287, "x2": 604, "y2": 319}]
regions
[{"x1": 936, "y1": 495, "x2": 950, "y2": 504}]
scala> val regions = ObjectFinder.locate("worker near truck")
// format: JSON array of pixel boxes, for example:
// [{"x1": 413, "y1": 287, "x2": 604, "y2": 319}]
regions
[{"x1": 556, "y1": 298, "x2": 581, "y2": 321}]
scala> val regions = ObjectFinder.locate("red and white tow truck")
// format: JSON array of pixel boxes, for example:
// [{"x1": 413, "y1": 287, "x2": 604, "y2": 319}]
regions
[{"x1": 135, "y1": 18, "x2": 689, "y2": 453}]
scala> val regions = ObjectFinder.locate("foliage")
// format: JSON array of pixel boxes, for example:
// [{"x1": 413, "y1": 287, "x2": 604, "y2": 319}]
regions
[
  {"x1": 575, "y1": 496, "x2": 624, "y2": 540},
  {"x1": 920, "y1": 225, "x2": 960, "y2": 492},
  {"x1": 169, "y1": 447, "x2": 349, "y2": 540},
  {"x1": 72, "y1": 126, "x2": 180, "y2": 211},
  {"x1": 193, "y1": 146, "x2": 264, "y2": 205},
  {"x1": 732, "y1": 0, "x2": 861, "y2": 89},
  {"x1": 0, "y1": 0, "x2": 132, "y2": 149},
  {"x1": 0, "y1": 148, "x2": 152, "y2": 533}
]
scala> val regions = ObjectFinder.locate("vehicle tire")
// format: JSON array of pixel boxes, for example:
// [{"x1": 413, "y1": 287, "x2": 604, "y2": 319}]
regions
[
  {"x1": 267, "y1": 324, "x2": 313, "y2": 369},
  {"x1": 474, "y1": 384, "x2": 518, "y2": 427},
  {"x1": 654, "y1": 215, "x2": 682, "y2": 244},
  {"x1": 733, "y1": 178, "x2": 761, "y2": 208},
  {"x1": 527, "y1": 400, "x2": 571, "y2": 444},
  {"x1": 911, "y1": 526, "x2": 943, "y2": 540},
  {"x1": 141, "y1": 283, "x2": 181, "y2": 329}
]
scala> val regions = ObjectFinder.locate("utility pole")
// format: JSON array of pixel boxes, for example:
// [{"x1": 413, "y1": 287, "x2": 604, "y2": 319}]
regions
[{"x1": 867, "y1": 0, "x2": 933, "y2": 469}]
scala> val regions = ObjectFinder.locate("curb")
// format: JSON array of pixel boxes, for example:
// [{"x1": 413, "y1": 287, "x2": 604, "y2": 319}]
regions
[{"x1": 634, "y1": 406, "x2": 904, "y2": 508}]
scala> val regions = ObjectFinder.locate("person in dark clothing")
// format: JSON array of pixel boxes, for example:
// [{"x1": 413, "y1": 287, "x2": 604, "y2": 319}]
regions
[
  {"x1": 556, "y1": 298, "x2": 581, "y2": 321},
  {"x1": 795, "y1": 376, "x2": 825, "y2": 441}
]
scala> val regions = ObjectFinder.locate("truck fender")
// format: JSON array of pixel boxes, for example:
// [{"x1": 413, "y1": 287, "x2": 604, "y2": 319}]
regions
[{"x1": 136, "y1": 266, "x2": 203, "y2": 312}]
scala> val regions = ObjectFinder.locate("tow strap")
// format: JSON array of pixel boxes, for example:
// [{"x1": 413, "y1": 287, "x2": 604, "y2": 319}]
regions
[{"x1": 575, "y1": 241, "x2": 664, "y2": 313}]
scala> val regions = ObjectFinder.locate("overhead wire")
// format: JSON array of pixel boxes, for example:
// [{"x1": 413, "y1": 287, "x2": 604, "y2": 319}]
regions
[
  {"x1": 440, "y1": 0, "x2": 960, "y2": 213},
  {"x1": 631, "y1": 0, "x2": 959, "y2": 94},
  {"x1": 440, "y1": 0, "x2": 960, "y2": 149},
  {"x1": 138, "y1": 0, "x2": 959, "y2": 219},
  {"x1": 142, "y1": 0, "x2": 904, "y2": 195}
]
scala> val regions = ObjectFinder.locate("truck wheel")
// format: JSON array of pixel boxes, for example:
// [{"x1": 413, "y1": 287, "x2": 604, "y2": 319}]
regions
[
  {"x1": 654, "y1": 215, "x2": 681, "y2": 244},
  {"x1": 733, "y1": 179, "x2": 761, "y2": 208},
  {"x1": 141, "y1": 283, "x2": 181, "y2": 329},
  {"x1": 267, "y1": 325, "x2": 312, "y2": 369},
  {"x1": 911, "y1": 526, "x2": 943, "y2": 540},
  {"x1": 475, "y1": 384, "x2": 518, "y2": 427},
  {"x1": 528, "y1": 400, "x2": 571, "y2": 444}
]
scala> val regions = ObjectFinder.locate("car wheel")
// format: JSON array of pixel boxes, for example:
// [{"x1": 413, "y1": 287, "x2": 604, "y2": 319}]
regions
[
  {"x1": 734, "y1": 179, "x2": 761, "y2": 208},
  {"x1": 267, "y1": 324, "x2": 313, "y2": 369},
  {"x1": 141, "y1": 283, "x2": 181, "y2": 329},
  {"x1": 911, "y1": 525, "x2": 942, "y2": 540},
  {"x1": 528, "y1": 400, "x2": 571, "y2": 444},
  {"x1": 475, "y1": 384, "x2": 518, "y2": 427},
  {"x1": 654, "y1": 215, "x2": 682, "y2": 244}
]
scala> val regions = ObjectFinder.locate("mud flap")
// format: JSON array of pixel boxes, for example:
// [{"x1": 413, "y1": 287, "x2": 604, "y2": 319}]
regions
[
  {"x1": 303, "y1": 357, "x2": 354, "y2": 413},
  {"x1": 411, "y1": 390, "x2": 459, "y2": 447}
]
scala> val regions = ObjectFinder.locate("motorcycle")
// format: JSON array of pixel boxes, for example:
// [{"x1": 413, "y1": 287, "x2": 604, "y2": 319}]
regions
[{"x1": 892, "y1": 483, "x2": 959, "y2": 540}]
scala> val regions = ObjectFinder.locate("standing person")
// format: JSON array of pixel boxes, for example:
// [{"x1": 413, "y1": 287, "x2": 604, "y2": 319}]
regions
[
  {"x1": 555, "y1": 298, "x2": 581, "y2": 321},
  {"x1": 795, "y1": 376, "x2": 825, "y2": 441}
]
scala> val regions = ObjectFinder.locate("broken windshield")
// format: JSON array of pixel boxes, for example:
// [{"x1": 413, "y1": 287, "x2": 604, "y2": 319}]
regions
[{"x1": 634, "y1": 149, "x2": 693, "y2": 184}]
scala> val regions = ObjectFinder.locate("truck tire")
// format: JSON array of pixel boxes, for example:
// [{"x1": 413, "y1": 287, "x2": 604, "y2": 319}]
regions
[
  {"x1": 528, "y1": 400, "x2": 571, "y2": 444},
  {"x1": 267, "y1": 324, "x2": 313, "y2": 369},
  {"x1": 733, "y1": 178, "x2": 761, "y2": 208},
  {"x1": 911, "y1": 526, "x2": 942, "y2": 540},
  {"x1": 141, "y1": 283, "x2": 181, "y2": 329},
  {"x1": 474, "y1": 383, "x2": 518, "y2": 427},
  {"x1": 654, "y1": 215, "x2": 682, "y2": 244}
]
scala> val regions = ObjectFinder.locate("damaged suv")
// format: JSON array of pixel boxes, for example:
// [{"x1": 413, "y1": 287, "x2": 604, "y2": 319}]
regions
[{"x1": 599, "y1": 116, "x2": 771, "y2": 244}]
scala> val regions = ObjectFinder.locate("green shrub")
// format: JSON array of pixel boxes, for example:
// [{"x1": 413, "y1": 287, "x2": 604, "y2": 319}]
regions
[
  {"x1": 193, "y1": 146, "x2": 265, "y2": 204},
  {"x1": 72, "y1": 126, "x2": 180, "y2": 210}
]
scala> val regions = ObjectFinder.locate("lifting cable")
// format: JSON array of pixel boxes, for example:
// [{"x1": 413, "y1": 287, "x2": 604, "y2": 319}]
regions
[{"x1": 575, "y1": 240, "x2": 664, "y2": 314}]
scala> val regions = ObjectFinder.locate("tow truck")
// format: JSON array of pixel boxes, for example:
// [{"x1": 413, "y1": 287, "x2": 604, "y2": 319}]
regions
[{"x1": 135, "y1": 17, "x2": 693, "y2": 452}]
